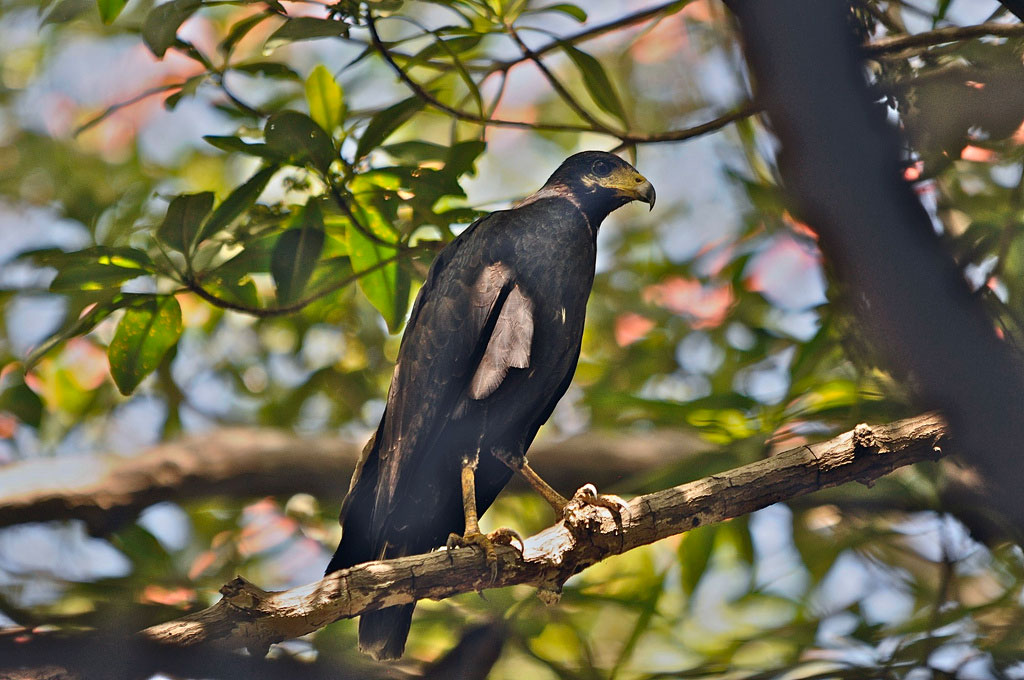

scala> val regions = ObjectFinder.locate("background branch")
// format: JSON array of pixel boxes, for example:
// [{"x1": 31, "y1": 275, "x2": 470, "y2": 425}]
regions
[
  {"x1": 0, "y1": 427, "x2": 705, "y2": 531},
  {"x1": 139, "y1": 413, "x2": 947, "y2": 651}
]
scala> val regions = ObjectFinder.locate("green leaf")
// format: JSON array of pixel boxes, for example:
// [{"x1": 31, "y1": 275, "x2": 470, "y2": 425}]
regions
[
  {"x1": 107, "y1": 296, "x2": 183, "y2": 395},
  {"x1": 678, "y1": 523, "x2": 717, "y2": 596},
  {"x1": 271, "y1": 201, "x2": 326, "y2": 304},
  {"x1": 409, "y1": 35, "x2": 482, "y2": 65},
  {"x1": 49, "y1": 263, "x2": 148, "y2": 291},
  {"x1": 142, "y1": 0, "x2": 202, "y2": 58},
  {"x1": 347, "y1": 207, "x2": 409, "y2": 332},
  {"x1": 265, "y1": 111, "x2": 337, "y2": 174},
  {"x1": 196, "y1": 165, "x2": 278, "y2": 244},
  {"x1": 157, "y1": 192, "x2": 214, "y2": 254},
  {"x1": 25, "y1": 246, "x2": 154, "y2": 270},
  {"x1": 219, "y1": 12, "x2": 270, "y2": 55},
  {"x1": 561, "y1": 43, "x2": 627, "y2": 125},
  {"x1": 355, "y1": 96, "x2": 426, "y2": 161},
  {"x1": 266, "y1": 17, "x2": 349, "y2": 48},
  {"x1": 231, "y1": 61, "x2": 301, "y2": 80},
  {"x1": 535, "y1": 3, "x2": 587, "y2": 21},
  {"x1": 0, "y1": 377, "x2": 44, "y2": 428},
  {"x1": 305, "y1": 64, "x2": 345, "y2": 134},
  {"x1": 202, "y1": 135, "x2": 279, "y2": 159},
  {"x1": 42, "y1": 0, "x2": 91, "y2": 25},
  {"x1": 163, "y1": 74, "x2": 204, "y2": 110},
  {"x1": 97, "y1": 0, "x2": 127, "y2": 23},
  {"x1": 25, "y1": 292, "x2": 140, "y2": 369},
  {"x1": 446, "y1": 140, "x2": 486, "y2": 177},
  {"x1": 204, "y1": 272, "x2": 260, "y2": 308}
]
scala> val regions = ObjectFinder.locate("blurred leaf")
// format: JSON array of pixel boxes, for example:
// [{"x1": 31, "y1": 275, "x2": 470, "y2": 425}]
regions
[
  {"x1": 534, "y1": 3, "x2": 587, "y2": 21},
  {"x1": 196, "y1": 165, "x2": 279, "y2": 245},
  {"x1": 446, "y1": 140, "x2": 486, "y2": 177},
  {"x1": 408, "y1": 35, "x2": 482, "y2": 66},
  {"x1": 204, "y1": 272, "x2": 260, "y2": 308},
  {"x1": 202, "y1": 135, "x2": 279, "y2": 160},
  {"x1": 163, "y1": 74, "x2": 205, "y2": 111},
  {"x1": 678, "y1": 523, "x2": 717, "y2": 596},
  {"x1": 0, "y1": 377, "x2": 44, "y2": 427},
  {"x1": 305, "y1": 64, "x2": 345, "y2": 133},
  {"x1": 561, "y1": 43, "x2": 627, "y2": 125},
  {"x1": 142, "y1": 0, "x2": 202, "y2": 58},
  {"x1": 42, "y1": 0, "x2": 91, "y2": 24},
  {"x1": 157, "y1": 192, "x2": 214, "y2": 254},
  {"x1": 107, "y1": 296, "x2": 183, "y2": 395},
  {"x1": 271, "y1": 201, "x2": 325, "y2": 304},
  {"x1": 220, "y1": 12, "x2": 270, "y2": 55},
  {"x1": 266, "y1": 17, "x2": 349, "y2": 48},
  {"x1": 231, "y1": 61, "x2": 301, "y2": 80},
  {"x1": 265, "y1": 111, "x2": 337, "y2": 174},
  {"x1": 355, "y1": 96, "x2": 426, "y2": 161},
  {"x1": 49, "y1": 263, "x2": 147, "y2": 291},
  {"x1": 96, "y1": 0, "x2": 127, "y2": 23},
  {"x1": 347, "y1": 207, "x2": 409, "y2": 332}
]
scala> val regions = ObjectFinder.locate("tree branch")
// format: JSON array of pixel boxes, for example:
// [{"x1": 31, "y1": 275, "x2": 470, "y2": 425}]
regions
[
  {"x1": 0, "y1": 427, "x2": 706, "y2": 531},
  {"x1": 865, "y1": 21, "x2": 1024, "y2": 58},
  {"x1": 728, "y1": 0, "x2": 1024, "y2": 524},
  {"x1": 139, "y1": 413, "x2": 947, "y2": 651}
]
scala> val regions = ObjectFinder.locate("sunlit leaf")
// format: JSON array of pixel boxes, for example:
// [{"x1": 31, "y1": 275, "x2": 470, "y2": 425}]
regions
[
  {"x1": 271, "y1": 200, "x2": 325, "y2": 304},
  {"x1": 157, "y1": 192, "x2": 214, "y2": 254},
  {"x1": 142, "y1": 0, "x2": 202, "y2": 58},
  {"x1": 355, "y1": 96, "x2": 426, "y2": 161},
  {"x1": 107, "y1": 296, "x2": 183, "y2": 395},
  {"x1": 265, "y1": 111, "x2": 337, "y2": 174},
  {"x1": 49, "y1": 263, "x2": 148, "y2": 291},
  {"x1": 347, "y1": 206, "x2": 409, "y2": 333},
  {"x1": 196, "y1": 165, "x2": 279, "y2": 245},
  {"x1": 25, "y1": 292, "x2": 142, "y2": 369},
  {"x1": 96, "y1": 0, "x2": 127, "y2": 23},
  {"x1": 533, "y1": 3, "x2": 587, "y2": 22},
  {"x1": 561, "y1": 43, "x2": 627, "y2": 125},
  {"x1": 305, "y1": 64, "x2": 345, "y2": 134}
]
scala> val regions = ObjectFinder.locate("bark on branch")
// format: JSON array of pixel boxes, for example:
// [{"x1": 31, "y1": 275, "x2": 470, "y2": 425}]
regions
[
  {"x1": 0, "y1": 428, "x2": 705, "y2": 531},
  {"x1": 140, "y1": 413, "x2": 947, "y2": 651}
]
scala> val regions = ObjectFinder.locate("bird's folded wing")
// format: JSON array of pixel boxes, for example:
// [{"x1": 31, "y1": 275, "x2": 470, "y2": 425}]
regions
[{"x1": 469, "y1": 280, "x2": 534, "y2": 399}]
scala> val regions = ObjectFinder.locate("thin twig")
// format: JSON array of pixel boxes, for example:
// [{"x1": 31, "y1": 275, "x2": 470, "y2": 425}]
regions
[
  {"x1": 184, "y1": 249, "x2": 408, "y2": 318},
  {"x1": 506, "y1": 25, "x2": 626, "y2": 136}
]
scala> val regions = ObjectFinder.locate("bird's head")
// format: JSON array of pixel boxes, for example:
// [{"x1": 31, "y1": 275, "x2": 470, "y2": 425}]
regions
[{"x1": 540, "y1": 151, "x2": 656, "y2": 224}]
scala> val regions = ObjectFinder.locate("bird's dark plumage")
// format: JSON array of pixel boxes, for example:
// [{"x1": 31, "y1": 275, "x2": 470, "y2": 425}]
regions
[{"x1": 327, "y1": 151, "x2": 655, "y2": 660}]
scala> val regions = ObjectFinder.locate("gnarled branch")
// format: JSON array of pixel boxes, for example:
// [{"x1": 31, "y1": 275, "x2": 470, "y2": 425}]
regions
[{"x1": 140, "y1": 413, "x2": 947, "y2": 651}]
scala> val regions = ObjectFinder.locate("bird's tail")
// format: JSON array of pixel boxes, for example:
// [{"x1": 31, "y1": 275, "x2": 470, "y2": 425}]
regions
[{"x1": 359, "y1": 604, "x2": 415, "y2": 661}]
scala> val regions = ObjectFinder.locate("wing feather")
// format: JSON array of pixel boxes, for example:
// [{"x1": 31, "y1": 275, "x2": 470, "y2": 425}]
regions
[{"x1": 469, "y1": 284, "x2": 534, "y2": 399}]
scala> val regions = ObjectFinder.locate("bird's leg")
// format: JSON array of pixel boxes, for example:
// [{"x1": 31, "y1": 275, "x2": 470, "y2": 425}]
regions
[
  {"x1": 502, "y1": 453, "x2": 629, "y2": 529},
  {"x1": 518, "y1": 461, "x2": 570, "y2": 514},
  {"x1": 446, "y1": 452, "x2": 523, "y2": 579}
]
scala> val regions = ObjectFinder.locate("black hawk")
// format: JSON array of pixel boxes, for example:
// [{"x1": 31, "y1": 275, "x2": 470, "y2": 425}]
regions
[{"x1": 327, "y1": 151, "x2": 656, "y2": 660}]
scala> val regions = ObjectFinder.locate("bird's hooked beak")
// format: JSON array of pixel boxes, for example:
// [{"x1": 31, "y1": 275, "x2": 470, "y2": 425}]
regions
[
  {"x1": 604, "y1": 168, "x2": 656, "y2": 211},
  {"x1": 637, "y1": 178, "x2": 656, "y2": 211}
]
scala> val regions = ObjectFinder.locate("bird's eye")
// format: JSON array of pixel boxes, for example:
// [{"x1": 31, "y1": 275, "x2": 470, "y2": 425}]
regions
[{"x1": 592, "y1": 160, "x2": 611, "y2": 177}]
